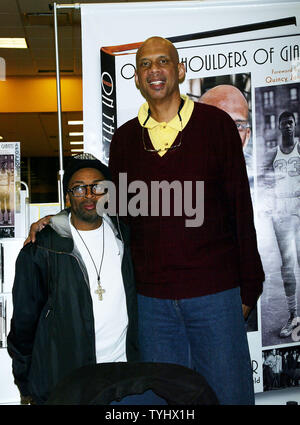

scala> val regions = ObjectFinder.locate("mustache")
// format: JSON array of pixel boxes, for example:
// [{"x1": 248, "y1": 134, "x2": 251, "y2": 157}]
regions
[{"x1": 80, "y1": 200, "x2": 97, "y2": 207}]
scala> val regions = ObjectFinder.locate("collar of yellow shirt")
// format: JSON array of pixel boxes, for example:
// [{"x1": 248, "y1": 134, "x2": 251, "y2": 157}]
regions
[{"x1": 138, "y1": 95, "x2": 195, "y2": 157}]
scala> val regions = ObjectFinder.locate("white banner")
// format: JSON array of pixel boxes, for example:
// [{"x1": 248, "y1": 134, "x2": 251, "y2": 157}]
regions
[{"x1": 81, "y1": 0, "x2": 300, "y2": 394}]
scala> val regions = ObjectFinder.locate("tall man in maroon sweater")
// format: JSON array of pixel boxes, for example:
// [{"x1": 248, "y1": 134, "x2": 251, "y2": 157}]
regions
[
  {"x1": 28, "y1": 37, "x2": 264, "y2": 404},
  {"x1": 109, "y1": 36, "x2": 265, "y2": 405}
]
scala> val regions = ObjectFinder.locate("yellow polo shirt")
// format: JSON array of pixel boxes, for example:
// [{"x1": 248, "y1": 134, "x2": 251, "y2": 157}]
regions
[{"x1": 137, "y1": 94, "x2": 194, "y2": 157}]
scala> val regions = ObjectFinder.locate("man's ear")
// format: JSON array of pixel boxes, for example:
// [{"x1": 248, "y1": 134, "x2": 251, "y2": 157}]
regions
[
  {"x1": 178, "y1": 62, "x2": 186, "y2": 83},
  {"x1": 134, "y1": 71, "x2": 140, "y2": 89},
  {"x1": 65, "y1": 193, "x2": 71, "y2": 208}
]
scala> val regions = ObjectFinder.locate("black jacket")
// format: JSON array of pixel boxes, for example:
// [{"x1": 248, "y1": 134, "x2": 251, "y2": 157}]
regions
[{"x1": 7, "y1": 210, "x2": 139, "y2": 404}]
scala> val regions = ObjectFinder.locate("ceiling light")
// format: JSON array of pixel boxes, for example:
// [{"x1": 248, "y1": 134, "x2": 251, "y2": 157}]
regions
[
  {"x1": 69, "y1": 132, "x2": 83, "y2": 137},
  {"x1": 71, "y1": 148, "x2": 84, "y2": 152},
  {"x1": 70, "y1": 141, "x2": 83, "y2": 145},
  {"x1": 68, "y1": 121, "x2": 83, "y2": 125},
  {"x1": 0, "y1": 38, "x2": 27, "y2": 48},
  {"x1": 0, "y1": 136, "x2": 3, "y2": 140}
]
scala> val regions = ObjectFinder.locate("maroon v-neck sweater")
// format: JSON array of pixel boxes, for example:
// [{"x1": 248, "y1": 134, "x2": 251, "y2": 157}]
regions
[{"x1": 109, "y1": 102, "x2": 264, "y2": 307}]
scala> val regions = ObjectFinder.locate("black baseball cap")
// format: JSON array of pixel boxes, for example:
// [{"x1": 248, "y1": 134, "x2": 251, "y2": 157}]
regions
[{"x1": 63, "y1": 153, "x2": 111, "y2": 197}]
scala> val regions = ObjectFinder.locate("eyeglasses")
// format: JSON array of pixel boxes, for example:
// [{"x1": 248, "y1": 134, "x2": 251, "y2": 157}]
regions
[
  {"x1": 67, "y1": 183, "x2": 107, "y2": 198},
  {"x1": 235, "y1": 120, "x2": 250, "y2": 131},
  {"x1": 142, "y1": 123, "x2": 183, "y2": 153},
  {"x1": 142, "y1": 97, "x2": 184, "y2": 153}
]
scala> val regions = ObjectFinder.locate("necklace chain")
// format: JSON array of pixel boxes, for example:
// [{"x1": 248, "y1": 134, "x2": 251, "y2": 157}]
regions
[{"x1": 74, "y1": 221, "x2": 106, "y2": 301}]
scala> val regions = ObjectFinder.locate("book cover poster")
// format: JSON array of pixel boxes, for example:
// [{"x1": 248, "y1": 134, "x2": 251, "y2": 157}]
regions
[{"x1": 81, "y1": 1, "x2": 300, "y2": 393}]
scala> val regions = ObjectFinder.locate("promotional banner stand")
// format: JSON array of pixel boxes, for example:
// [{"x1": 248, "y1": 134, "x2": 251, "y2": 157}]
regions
[
  {"x1": 52, "y1": 2, "x2": 81, "y2": 209},
  {"x1": 20, "y1": 181, "x2": 29, "y2": 235}
]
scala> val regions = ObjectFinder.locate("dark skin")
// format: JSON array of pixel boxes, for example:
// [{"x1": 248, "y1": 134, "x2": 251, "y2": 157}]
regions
[
  {"x1": 25, "y1": 167, "x2": 105, "y2": 243},
  {"x1": 135, "y1": 36, "x2": 185, "y2": 123},
  {"x1": 66, "y1": 167, "x2": 104, "y2": 231}
]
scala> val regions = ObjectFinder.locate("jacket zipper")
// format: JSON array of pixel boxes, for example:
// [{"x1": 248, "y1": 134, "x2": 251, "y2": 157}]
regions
[
  {"x1": 38, "y1": 245, "x2": 91, "y2": 291},
  {"x1": 116, "y1": 214, "x2": 124, "y2": 244},
  {"x1": 68, "y1": 252, "x2": 90, "y2": 290}
]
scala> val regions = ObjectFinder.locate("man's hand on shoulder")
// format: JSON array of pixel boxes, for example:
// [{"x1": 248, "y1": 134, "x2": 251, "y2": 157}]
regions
[{"x1": 24, "y1": 215, "x2": 53, "y2": 246}]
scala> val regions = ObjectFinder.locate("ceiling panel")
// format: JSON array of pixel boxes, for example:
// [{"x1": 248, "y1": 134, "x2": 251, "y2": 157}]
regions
[
  {"x1": 24, "y1": 26, "x2": 55, "y2": 38},
  {"x1": 28, "y1": 37, "x2": 55, "y2": 49},
  {"x1": 0, "y1": 48, "x2": 31, "y2": 59},
  {"x1": 0, "y1": 14, "x2": 23, "y2": 27},
  {"x1": 0, "y1": 1, "x2": 20, "y2": 14},
  {"x1": 0, "y1": 27, "x2": 25, "y2": 37},
  {"x1": 18, "y1": 0, "x2": 55, "y2": 14}
]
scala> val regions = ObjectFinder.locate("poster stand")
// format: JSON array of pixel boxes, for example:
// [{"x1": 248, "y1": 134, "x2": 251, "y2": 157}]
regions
[{"x1": 52, "y1": 2, "x2": 81, "y2": 210}]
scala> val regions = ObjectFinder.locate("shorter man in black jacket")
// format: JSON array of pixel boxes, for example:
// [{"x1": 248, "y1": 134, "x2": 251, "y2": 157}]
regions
[{"x1": 7, "y1": 154, "x2": 139, "y2": 405}]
